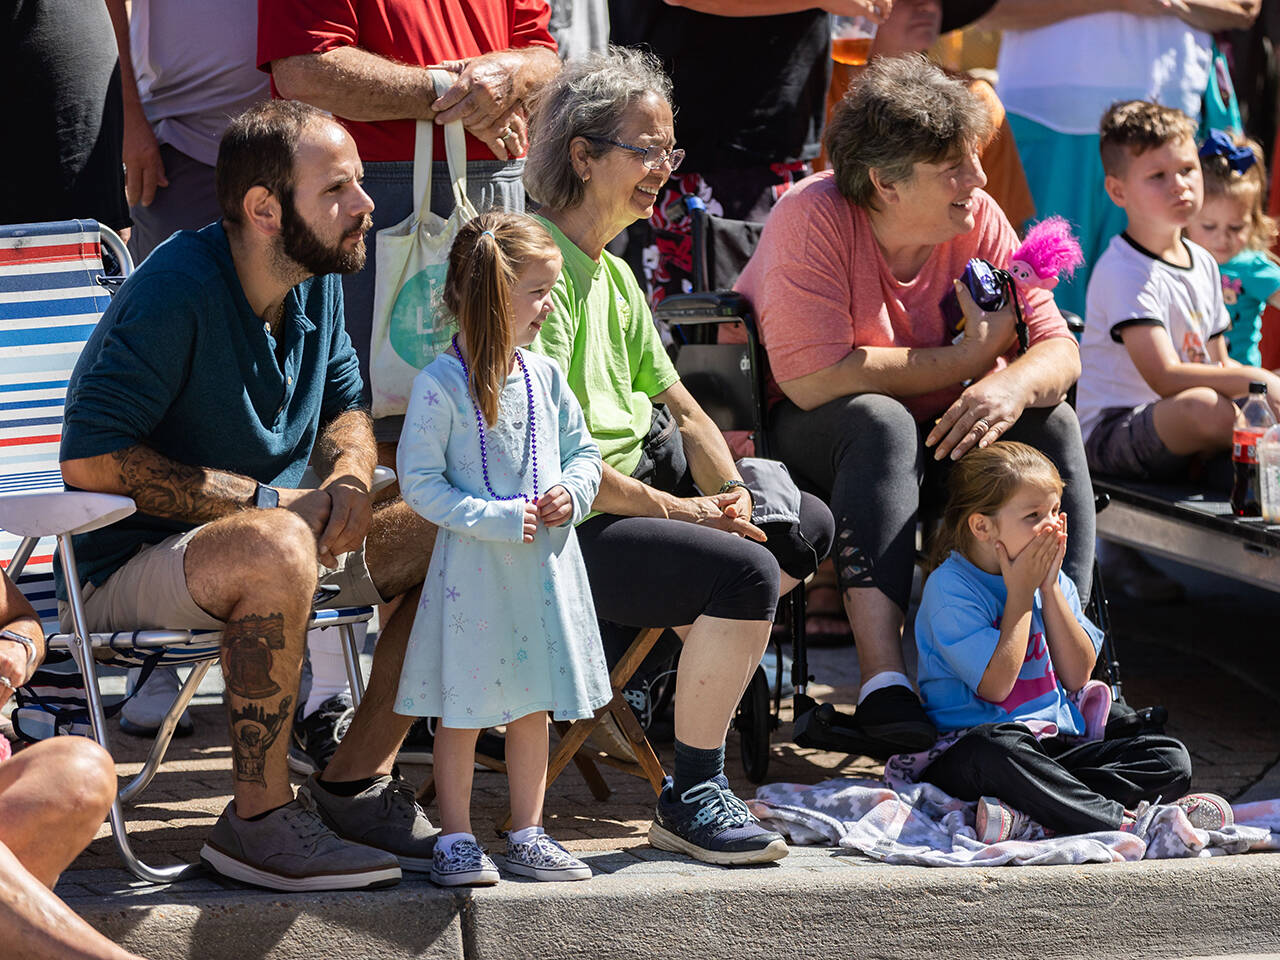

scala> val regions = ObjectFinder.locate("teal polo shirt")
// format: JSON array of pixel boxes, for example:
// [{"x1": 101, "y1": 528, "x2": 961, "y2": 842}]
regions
[{"x1": 58, "y1": 221, "x2": 363, "y2": 596}]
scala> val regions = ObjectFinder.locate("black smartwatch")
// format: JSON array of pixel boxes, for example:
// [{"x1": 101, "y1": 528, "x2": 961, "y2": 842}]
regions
[{"x1": 253, "y1": 482, "x2": 280, "y2": 510}]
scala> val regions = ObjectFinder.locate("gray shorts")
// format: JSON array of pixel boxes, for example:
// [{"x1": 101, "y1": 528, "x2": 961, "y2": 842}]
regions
[
  {"x1": 126, "y1": 144, "x2": 220, "y2": 264},
  {"x1": 1085, "y1": 403, "x2": 1190, "y2": 481},
  {"x1": 343, "y1": 158, "x2": 527, "y2": 443},
  {"x1": 58, "y1": 526, "x2": 387, "y2": 633}
]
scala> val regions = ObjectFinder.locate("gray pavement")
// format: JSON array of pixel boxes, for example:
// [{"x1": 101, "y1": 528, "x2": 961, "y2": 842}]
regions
[
  {"x1": 65, "y1": 848, "x2": 1280, "y2": 960},
  {"x1": 29, "y1": 556, "x2": 1280, "y2": 958}
]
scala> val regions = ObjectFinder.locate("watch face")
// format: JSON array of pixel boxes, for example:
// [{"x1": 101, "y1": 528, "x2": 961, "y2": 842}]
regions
[{"x1": 256, "y1": 484, "x2": 279, "y2": 509}]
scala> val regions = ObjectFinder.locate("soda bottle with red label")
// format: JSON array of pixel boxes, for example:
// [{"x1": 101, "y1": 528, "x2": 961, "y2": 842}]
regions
[{"x1": 1232, "y1": 381, "x2": 1276, "y2": 516}]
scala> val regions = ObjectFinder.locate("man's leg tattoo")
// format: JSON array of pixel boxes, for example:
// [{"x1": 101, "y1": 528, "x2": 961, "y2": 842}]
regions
[
  {"x1": 230, "y1": 696, "x2": 293, "y2": 787},
  {"x1": 223, "y1": 612, "x2": 286, "y2": 699}
]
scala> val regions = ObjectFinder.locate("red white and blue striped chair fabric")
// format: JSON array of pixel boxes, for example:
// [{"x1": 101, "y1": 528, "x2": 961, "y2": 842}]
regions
[{"x1": 0, "y1": 221, "x2": 374, "y2": 883}]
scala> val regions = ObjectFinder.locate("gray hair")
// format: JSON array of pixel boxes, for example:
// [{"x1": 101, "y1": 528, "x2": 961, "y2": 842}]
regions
[
  {"x1": 825, "y1": 54, "x2": 992, "y2": 208},
  {"x1": 524, "y1": 46, "x2": 674, "y2": 210}
]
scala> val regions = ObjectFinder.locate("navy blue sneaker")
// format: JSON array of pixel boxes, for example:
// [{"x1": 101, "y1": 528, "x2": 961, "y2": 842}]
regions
[{"x1": 648, "y1": 775, "x2": 788, "y2": 865}]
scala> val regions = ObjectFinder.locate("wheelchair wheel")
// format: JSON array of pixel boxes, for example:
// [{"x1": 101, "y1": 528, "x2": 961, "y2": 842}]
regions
[{"x1": 736, "y1": 666, "x2": 771, "y2": 784}]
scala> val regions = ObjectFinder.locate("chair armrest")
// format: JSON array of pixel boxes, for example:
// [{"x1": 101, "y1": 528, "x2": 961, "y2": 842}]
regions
[
  {"x1": 372, "y1": 465, "x2": 396, "y2": 493},
  {"x1": 654, "y1": 290, "x2": 750, "y2": 325},
  {"x1": 0, "y1": 491, "x2": 135, "y2": 537}
]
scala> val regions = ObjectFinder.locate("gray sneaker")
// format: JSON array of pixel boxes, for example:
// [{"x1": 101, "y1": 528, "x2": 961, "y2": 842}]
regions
[
  {"x1": 300, "y1": 773, "x2": 439, "y2": 872},
  {"x1": 199, "y1": 799, "x2": 401, "y2": 891}
]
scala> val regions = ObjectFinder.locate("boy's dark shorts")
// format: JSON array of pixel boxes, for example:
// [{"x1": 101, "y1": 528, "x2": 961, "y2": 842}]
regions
[{"x1": 1085, "y1": 403, "x2": 1190, "y2": 481}]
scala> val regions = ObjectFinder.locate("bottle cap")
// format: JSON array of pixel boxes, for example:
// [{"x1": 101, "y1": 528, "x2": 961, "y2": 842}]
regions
[{"x1": 1250, "y1": 381, "x2": 1267, "y2": 394}]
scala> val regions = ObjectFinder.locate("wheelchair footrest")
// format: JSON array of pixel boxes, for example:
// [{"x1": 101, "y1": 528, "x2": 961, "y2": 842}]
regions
[{"x1": 792, "y1": 701, "x2": 886, "y2": 758}]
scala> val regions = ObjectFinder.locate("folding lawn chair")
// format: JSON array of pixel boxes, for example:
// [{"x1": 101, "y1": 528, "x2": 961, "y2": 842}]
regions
[{"x1": 0, "y1": 220, "x2": 376, "y2": 883}]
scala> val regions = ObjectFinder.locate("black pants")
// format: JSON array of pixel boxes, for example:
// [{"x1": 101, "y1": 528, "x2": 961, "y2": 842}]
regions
[
  {"x1": 921, "y1": 722, "x2": 1193, "y2": 834},
  {"x1": 771, "y1": 394, "x2": 1096, "y2": 610},
  {"x1": 576, "y1": 490, "x2": 834, "y2": 627}
]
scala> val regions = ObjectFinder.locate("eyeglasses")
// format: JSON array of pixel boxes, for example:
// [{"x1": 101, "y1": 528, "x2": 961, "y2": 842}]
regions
[{"x1": 584, "y1": 136, "x2": 685, "y2": 172}]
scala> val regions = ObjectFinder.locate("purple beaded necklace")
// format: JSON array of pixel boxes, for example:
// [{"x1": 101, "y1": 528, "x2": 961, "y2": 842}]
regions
[{"x1": 452, "y1": 333, "x2": 539, "y2": 503}]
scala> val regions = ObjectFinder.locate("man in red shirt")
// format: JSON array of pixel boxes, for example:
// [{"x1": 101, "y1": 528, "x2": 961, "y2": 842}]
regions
[
  {"x1": 259, "y1": 0, "x2": 559, "y2": 447},
  {"x1": 258, "y1": 0, "x2": 559, "y2": 786}
]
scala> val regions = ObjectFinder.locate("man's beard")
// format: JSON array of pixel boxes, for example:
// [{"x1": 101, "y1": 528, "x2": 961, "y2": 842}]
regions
[{"x1": 277, "y1": 193, "x2": 370, "y2": 277}]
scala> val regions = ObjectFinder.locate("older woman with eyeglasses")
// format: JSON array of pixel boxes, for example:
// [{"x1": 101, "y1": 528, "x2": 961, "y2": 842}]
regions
[{"x1": 524, "y1": 48, "x2": 832, "y2": 867}]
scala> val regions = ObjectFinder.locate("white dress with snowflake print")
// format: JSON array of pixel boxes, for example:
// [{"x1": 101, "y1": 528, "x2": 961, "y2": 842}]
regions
[{"x1": 395, "y1": 349, "x2": 611, "y2": 728}]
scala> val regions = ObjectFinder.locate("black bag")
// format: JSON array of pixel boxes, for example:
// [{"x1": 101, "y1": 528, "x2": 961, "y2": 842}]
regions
[{"x1": 630, "y1": 403, "x2": 693, "y2": 496}]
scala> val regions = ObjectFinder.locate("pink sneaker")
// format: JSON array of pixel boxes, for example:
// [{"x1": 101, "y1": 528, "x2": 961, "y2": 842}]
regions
[
  {"x1": 974, "y1": 796, "x2": 1034, "y2": 844},
  {"x1": 1173, "y1": 793, "x2": 1233, "y2": 831}
]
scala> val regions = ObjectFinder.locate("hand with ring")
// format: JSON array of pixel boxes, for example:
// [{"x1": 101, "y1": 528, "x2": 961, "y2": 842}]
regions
[{"x1": 926, "y1": 372, "x2": 1029, "y2": 461}]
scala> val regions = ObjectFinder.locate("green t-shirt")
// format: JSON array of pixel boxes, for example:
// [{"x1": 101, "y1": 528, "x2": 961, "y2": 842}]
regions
[
  {"x1": 530, "y1": 215, "x2": 679, "y2": 477},
  {"x1": 1220, "y1": 249, "x2": 1280, "y2": 368}
]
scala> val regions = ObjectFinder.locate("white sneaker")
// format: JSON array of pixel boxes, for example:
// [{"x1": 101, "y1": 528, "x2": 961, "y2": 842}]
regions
[
  {"x1": 119, "y1": 665, "x2": 193, "y2": 737},
  {"x1": 974, "y1": 796, "x2": 1036, "y2": 844},
  {"x1": 1173, "y1": 792, "x2": 1233, "y2": 831},
  {"x1": 430, "y1": 837, "x2": 499, "y2": 887},
  {"x1": 503, "y1": 831, "x2": 591, "y2": 882}
]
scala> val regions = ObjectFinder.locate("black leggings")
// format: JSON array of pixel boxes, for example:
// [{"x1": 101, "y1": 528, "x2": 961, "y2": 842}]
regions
[
  {"x1": 771, "y1": 394, "x2": 1096, "y2": 611},
  {"x1": 922, "y1": 722, "x2": 1193, "y2": 834},
  {"x1": 577, "y1": 491, "x2": 833, "y2": 627}
]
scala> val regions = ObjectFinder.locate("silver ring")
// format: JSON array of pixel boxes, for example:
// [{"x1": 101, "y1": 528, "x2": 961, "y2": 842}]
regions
[
  {"x1": 0, "y1": 675, "x2": 13, "y2": 692},
  {"x1": 500, "y1": 126, "x2": 514, "y2": 139},
  {"x1": 974, "y1": 419, "x2": 990, "y2": 433}
]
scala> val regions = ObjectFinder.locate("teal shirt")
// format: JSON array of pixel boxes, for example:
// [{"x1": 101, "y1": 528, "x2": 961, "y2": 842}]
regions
[
  {"x1": 1220, "y1": 249, "x2": 1280, "y2": 367},
  {"x1": 58, "y1": 222, "x2": 363, "y2": 596}
]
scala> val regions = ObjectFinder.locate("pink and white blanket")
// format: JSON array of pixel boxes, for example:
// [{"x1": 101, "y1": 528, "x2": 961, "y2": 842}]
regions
[{"x1": 749, "y1": 778, "x2": 1280, "y2": 866}]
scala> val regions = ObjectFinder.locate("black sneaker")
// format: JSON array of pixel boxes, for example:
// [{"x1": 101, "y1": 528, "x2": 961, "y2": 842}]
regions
[
  {"x1": 648, "y1": 775, "x2": 788, "y2": 866},
  {"x1": 851, "y1": 685, "x2": 937, "y2": 755},
  {"x1": 287, "y1": 693, "x2": 354, "y2": 776}
]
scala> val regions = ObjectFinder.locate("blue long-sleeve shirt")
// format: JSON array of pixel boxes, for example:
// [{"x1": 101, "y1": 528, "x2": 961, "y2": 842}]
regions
[
  {"x1": 58, "y1": 222, "x2": 363, "y2": 596},
  {"x1": 397, "y1": 349, "x2": 600, "y2": 542}
]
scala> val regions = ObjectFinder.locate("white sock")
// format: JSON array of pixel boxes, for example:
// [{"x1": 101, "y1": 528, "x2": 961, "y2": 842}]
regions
[
  {"x1": 858, "y1": 671, "x2": 913, "y2": 704},
  {"x1": 304, "y1": 625, "x2": 361, "y2": 716},
  {"x1": 435, "y1": 832, "x2": 475, "y2": 856},
  {"x1": 508, "y1": 825, "x2": 542, "y2": 844}
]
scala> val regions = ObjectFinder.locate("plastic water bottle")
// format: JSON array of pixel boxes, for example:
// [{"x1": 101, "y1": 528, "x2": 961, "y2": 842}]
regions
[
  {"x1": 1259, "y1": 423, "x2": 1280, "y2": 523},
  {"x1": 1231, "y1": 381, "x2": 1276, "y2": 517}
]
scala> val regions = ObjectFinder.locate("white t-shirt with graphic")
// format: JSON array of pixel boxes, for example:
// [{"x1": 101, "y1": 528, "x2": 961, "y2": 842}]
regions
[{"x1": 1077, "y1": 234, "x2": 1229, "y2": 439}]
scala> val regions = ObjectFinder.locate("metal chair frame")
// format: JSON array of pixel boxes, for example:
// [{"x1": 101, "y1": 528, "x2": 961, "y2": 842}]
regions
[{"x1": 0, "y1": 220, "x2": 375, "y2": 884}]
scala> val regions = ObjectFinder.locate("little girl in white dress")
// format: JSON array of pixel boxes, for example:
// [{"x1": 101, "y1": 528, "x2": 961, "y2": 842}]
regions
[{"x1": 396, "y1": 213, "x2": 611, "y2": 887}]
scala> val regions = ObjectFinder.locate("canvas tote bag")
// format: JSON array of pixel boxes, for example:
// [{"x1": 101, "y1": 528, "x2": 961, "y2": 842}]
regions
[{"x1": 369, "y1": 69, "x2": 479, "y2": 418}]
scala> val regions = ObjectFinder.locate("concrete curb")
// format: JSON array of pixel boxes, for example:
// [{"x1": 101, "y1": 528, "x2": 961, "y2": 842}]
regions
[{"x1": 69, "y1": 848, "x2": 1280, "y2": 960}]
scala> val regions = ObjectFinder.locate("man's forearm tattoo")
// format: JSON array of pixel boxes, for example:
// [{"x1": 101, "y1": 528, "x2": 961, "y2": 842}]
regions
[
  {"x1": 109, "y1": 445, "x2": 251, "y2": 522},
  {"x1": 230, "y1": 695, "x2": 292, "y2": 787},
  {"x1": 222, "y1": 613, "x2": 287, "y2": 699}
]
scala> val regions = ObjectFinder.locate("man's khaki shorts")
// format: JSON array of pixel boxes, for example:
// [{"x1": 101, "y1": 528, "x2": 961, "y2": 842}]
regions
[{"x1": 58, "y1": 525, "x2": 387, "y2": 633}]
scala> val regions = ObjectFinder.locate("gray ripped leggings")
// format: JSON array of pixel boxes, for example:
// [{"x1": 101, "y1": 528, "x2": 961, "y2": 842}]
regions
[{"x1": 769, "y1": 393, "x2": 1096, "y2": 611}]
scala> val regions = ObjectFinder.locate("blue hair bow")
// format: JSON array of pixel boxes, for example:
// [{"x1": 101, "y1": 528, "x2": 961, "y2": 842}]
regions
[{"x1": 1199, "y1": 129, "x2": 1256, "y2": 174}]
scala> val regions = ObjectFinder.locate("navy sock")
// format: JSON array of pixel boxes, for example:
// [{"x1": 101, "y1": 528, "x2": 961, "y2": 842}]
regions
[{"x1": 673, "y1": 740, "x2": 725, "y2": 796}]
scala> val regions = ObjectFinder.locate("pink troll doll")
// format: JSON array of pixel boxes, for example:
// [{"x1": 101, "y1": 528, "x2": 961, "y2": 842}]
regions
[{"x1": 1007, "y1": 216, "x2": 1084, "y2": 307}]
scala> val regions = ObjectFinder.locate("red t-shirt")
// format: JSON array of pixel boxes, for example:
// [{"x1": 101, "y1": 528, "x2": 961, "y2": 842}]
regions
[
  {"x1": 735, "y1": 172, "x2": 1072, "y2": 421},
  {"x1": 257, "y1": 0, "x2": 556, "y2": 163}
]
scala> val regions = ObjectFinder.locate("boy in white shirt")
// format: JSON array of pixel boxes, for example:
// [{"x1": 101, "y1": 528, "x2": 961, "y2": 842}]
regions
[{"x1": 1078, "y1": 100, "x2": 1280, "y2": 481}]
